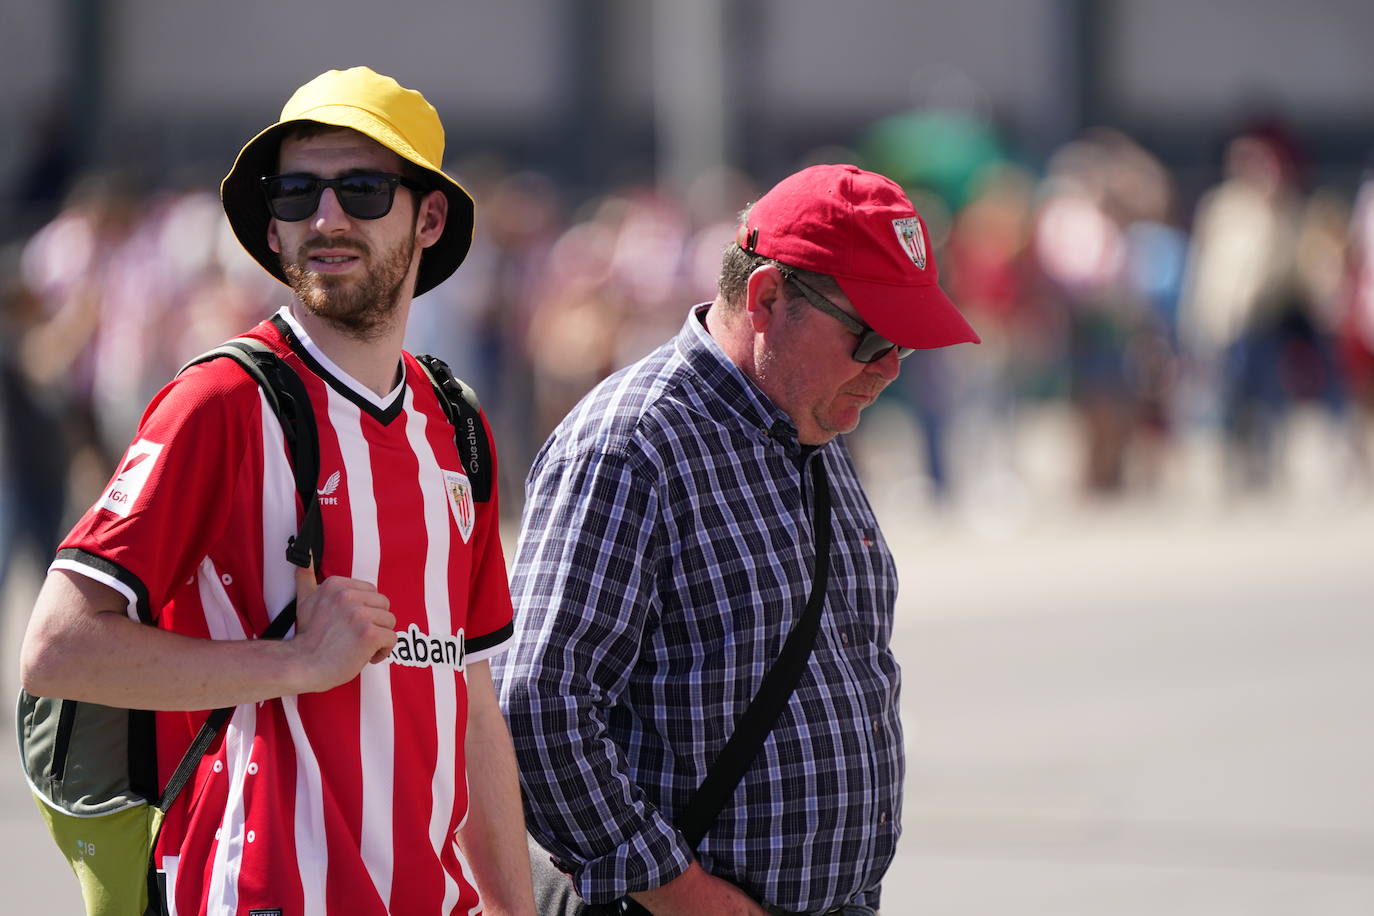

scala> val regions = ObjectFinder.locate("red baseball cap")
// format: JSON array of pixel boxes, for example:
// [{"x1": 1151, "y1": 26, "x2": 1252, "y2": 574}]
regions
[{"x1": 738, "y1": 164, "x2": 979, "y2": 348}]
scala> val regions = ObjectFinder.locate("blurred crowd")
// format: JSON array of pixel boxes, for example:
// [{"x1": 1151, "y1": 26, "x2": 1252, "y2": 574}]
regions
[{"x1": 4, "y1": 118, "x2": 1374, "y2": 592}]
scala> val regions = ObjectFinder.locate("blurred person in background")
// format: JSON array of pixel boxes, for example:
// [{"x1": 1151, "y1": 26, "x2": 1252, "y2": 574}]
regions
[
  {"x1": 0, "y1": 254, "x2": 69, "y2": 599},
  {"x1": 915, "y1": 162, "x2": 1041, "y2": 503},
  {"x1": 17, "y1": 174, "x2": 142, "y2": 502},
  {"x1": 472, "y1": 169, "x2": 563, "y2": 490},
  {"x1": 497, "y1": 164, "x2": 979, "y2": 916},
  {"x1": 1177, "y1": 125, "x2": 1307, "y2": 490},
  {"x1": 1333, "y1": 164, "x2": 1374, "y2": 484},
  {"x1": 524, "y1": 205, "x2": 627, "y2": 440},
  {"x1": 20, "y1": 67, "x2": 534, "y2": 915},
  {"x1": 1030, "y1": 130, "x2": 1180, "y2": 495},
  {"x1": 1093, "y1": 129, "x2": 1187, "y2": 493}
]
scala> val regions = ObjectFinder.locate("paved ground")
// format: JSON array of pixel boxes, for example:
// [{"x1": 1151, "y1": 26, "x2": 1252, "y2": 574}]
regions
[
  {"x1": 879, "y1": 498, "x2": 1374, "y2": 913},
  {"x1": 3, "y1": 407, "x2": 1372, "y2": 913}
]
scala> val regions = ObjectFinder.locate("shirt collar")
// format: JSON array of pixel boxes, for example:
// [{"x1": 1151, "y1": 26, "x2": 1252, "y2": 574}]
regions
[
  {"x1": 275, "y1": 306, "x2": 407, "y2": 409},
  {"x1": 675, "y1": 303, "x2": 802, "y2": 448}
]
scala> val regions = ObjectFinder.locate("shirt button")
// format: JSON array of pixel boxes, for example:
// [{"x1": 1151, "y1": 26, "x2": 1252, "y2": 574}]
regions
[
  {"x1": 840, "y1": 631, "x2": 850, "y2": 647},
  {"x1": 878, "y1": 810, "x2": 890, "y2": 826},
  {"x1": 871, "y1": 720, "x2": 881, "y2": 737}
]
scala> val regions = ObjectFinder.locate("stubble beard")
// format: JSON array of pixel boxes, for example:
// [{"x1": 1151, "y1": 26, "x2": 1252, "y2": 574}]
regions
[
  {"x1": 282, "y1": 231, "x2": 417, "y2": 342},
  {"x1": 758, "y1": 344, "x2": 881, "y2": 445}
]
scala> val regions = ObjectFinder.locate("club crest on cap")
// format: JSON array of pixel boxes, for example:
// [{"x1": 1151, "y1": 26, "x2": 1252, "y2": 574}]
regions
[{"x1": 892, "y1": 217, "x2": 927, "y2": 270}]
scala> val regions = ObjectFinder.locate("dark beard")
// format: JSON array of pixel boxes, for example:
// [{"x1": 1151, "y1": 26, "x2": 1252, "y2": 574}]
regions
[{"x1": 282, "y1": 232, "x2": 417, "y2": 341}]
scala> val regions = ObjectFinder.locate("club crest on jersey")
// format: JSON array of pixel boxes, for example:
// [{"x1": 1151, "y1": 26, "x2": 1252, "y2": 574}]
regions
[
  {"x1": 443, "y1": 470, "x2": 475, "y2": 543},
  {"x1": 98, "y1": 439, "x2": 164, "y2": 518},
  {"x1": 892, "y1": 217, "x2": 927, "y2": 270},
  {"x1": 390, "y1": 624, "x2": 466, "y2": 670}
]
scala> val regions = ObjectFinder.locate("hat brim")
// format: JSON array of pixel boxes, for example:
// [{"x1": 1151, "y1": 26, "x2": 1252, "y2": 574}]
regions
[
  {"x1": 220, "y1": 118, "x2": 475, "y2": 298},
  {"x1": 834, "y1": 274, "x2": 981, "y2": 349}
]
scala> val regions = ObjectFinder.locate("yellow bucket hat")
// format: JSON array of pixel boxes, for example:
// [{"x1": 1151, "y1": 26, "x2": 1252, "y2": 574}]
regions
[{"x1": 220, "y1": 66, "x2": 475, "y2": 297}]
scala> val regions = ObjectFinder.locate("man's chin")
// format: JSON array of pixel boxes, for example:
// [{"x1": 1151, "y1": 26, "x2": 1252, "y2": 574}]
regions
[{"x1": 814, "y1": 406, "x2": 863, "y2": 442}]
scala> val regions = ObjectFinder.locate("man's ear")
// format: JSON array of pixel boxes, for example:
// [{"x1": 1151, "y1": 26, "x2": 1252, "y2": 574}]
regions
[
  {"x1": 416, "y1": 190, "x2": 448, "y2": 249},
  {"x1": 266, "y1": 219, "x2": 281, "y2": 255},
  {"x1": 744, "y1": 263, "x2": 786, "y2": 333}
]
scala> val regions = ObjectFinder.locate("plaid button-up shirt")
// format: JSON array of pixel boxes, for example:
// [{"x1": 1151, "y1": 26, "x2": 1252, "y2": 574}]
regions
[{"x1": 495, "y1": 304, "x2": 903, "y2": 912}]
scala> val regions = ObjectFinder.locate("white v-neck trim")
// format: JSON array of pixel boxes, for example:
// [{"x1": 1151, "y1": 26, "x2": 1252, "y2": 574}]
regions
[{"x1": 276, "y1": 307, "x2": 405, "y2": 410}]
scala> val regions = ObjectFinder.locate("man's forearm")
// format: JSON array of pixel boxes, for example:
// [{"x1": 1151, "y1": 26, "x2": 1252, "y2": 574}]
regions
[
  {"x1": 456, "y1": 660, "x2": 536, "y2": 915},
  {"x1": 20, "y1": 566, "x2": 396, "y2": 709},
  {"x1": 20, "y1": 569, "x2": 307, "y2": 709}
]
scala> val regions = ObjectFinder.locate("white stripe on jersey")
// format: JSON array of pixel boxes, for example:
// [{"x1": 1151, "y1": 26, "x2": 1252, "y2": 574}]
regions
[
  {"x1": 207, "y1": 704, "x2": 258, "y2": 914},
  {"x1": 402, "y1": 384, "x2": 462, "y2": 913},
  {"x1": 283, "y1": 695, "x2": 328, "y2": 916},
  {"x1": 197, "y1": 557, "x2": 251, "y2": 641},
  {"x1": 197, "y1": 560, "x2": 254, "y2": 914},
  {"x1": 257, "y1": 324, "x2": 334, "y2": 914},
  {"x1": 260, "y1": 387, "x2": 298, "y2": 631},
  {"x1": 454, "y1": 837, "x2": 483, "y2": 916},
  {"x1": 330, "y1": 384, "x2": 399, "y2": 908},
  {"x1": 161, "y1": 855, "x2": 180, "y2": 916}
]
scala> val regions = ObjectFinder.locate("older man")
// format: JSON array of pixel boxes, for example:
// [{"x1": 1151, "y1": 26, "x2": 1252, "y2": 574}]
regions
[{"x1": 497, "y1": 164, "x2": 979, "y2": 916}]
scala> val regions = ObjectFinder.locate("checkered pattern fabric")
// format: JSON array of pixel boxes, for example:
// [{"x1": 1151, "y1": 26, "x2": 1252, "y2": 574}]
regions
[{"x1": 496, "y1": 305, "x2": 903, "y2": 913}]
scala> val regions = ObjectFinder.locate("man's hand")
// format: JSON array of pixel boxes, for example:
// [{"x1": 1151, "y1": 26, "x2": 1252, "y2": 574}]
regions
[
  {"x1": 289, "y1": 565, "x2": 397, "y2": 693},
  {"x1": 628, "y1": 861, "x2": 767, "y2": 916}
]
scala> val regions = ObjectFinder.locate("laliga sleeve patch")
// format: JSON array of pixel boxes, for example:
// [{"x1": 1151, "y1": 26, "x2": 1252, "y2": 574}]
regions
[
  {"x1": 98, "y1": 439, "x2": 165, "y2": 517},
  {"x1": 443, "y1": 469, "x2": 475, "y2": 543}
]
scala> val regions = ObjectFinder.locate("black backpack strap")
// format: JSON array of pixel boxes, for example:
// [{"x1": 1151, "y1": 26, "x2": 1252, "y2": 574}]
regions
[
  {"x1": 675, "y1": 458, "x2": 832, "y2": 850},
  {"x1": 414, "y1": 353, "x2": 493, "y2": 503},
  {"x1": 158, "y1": 340, "x2": 323, "y2": 813},
  {"x1": 180, "y1": 339, "x2": 323, "y2": 568}
]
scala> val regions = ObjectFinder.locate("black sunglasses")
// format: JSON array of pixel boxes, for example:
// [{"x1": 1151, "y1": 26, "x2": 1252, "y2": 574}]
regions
[
  {"x1": 260, "y1": 172, "x2": 424, "y2": 222},
  {"x1": 778, "y1": 268, "x2": 915, "y2": 363}
]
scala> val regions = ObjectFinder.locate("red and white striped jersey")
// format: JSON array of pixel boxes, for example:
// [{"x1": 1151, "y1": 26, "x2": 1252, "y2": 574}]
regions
[{"x1": 55, "y1": 308, "x2": 514, "y2": 915}]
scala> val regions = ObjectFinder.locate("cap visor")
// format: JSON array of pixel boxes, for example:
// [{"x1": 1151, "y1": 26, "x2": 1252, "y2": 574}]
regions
[{"x1": 836, "y1": 275, "x2": 981, "y2": 349}]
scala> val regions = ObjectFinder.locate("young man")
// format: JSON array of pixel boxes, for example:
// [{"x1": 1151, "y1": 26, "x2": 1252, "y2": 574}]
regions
[
  {"x1": 496, "y1": 164, "x2": 980, "y2": 915},
  {"x1": 21, "y1": 67, "x2": 535, "y2": 915}
]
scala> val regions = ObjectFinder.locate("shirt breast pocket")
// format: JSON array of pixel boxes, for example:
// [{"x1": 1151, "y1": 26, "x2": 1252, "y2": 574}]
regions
[{"x1": 828, "y1": 522, "x2": 897, "y2": 644}]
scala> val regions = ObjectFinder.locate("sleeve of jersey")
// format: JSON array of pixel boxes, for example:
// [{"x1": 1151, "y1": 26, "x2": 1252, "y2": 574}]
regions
[
  {"x1": 53, "y1": 362, "x2": 262, "y2": 623},
  {"x1": 497, "y1": 447, "x2": 693, "y2": 904},
  {"x1": 461, "y1": 407, "x2": 515, "y2": 664}
]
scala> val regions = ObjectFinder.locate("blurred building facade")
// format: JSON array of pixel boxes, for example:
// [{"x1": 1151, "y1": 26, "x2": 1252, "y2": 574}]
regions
[
  {"x1": 3, "y1": 0, "x2": 1373, "y2": 549},
  {"x1": 4, "y1": 0, "x2": 1374, "y2": 237}
]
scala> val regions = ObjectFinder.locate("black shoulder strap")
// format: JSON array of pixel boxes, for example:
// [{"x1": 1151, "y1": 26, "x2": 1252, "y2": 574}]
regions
[
  {"x1": 413, "y1": 353, "x2": 493, "y2": 503},
  {"x1": 158, "y1": 340, "x2": 323, "y2": 813},
  {"x1": 676, "y1": 458, "x2": 833, "y2": 850},
  {"x1": 179, "y1": 339, "x2": 323, "y2": 568}
]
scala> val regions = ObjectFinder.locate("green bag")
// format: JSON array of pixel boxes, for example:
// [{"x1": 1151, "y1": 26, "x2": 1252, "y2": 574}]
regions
[{"x1": 17, "y1": 696, "x2": 163, "y2": 916}]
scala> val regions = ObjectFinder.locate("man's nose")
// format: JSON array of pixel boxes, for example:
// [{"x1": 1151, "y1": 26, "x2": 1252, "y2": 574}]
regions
[
  {"x1": 310, "y1": 188, "x2": 351, "y2": 233},
  {"x1": 867, "y1": 347, "x2": 902, "y2": 381}
]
